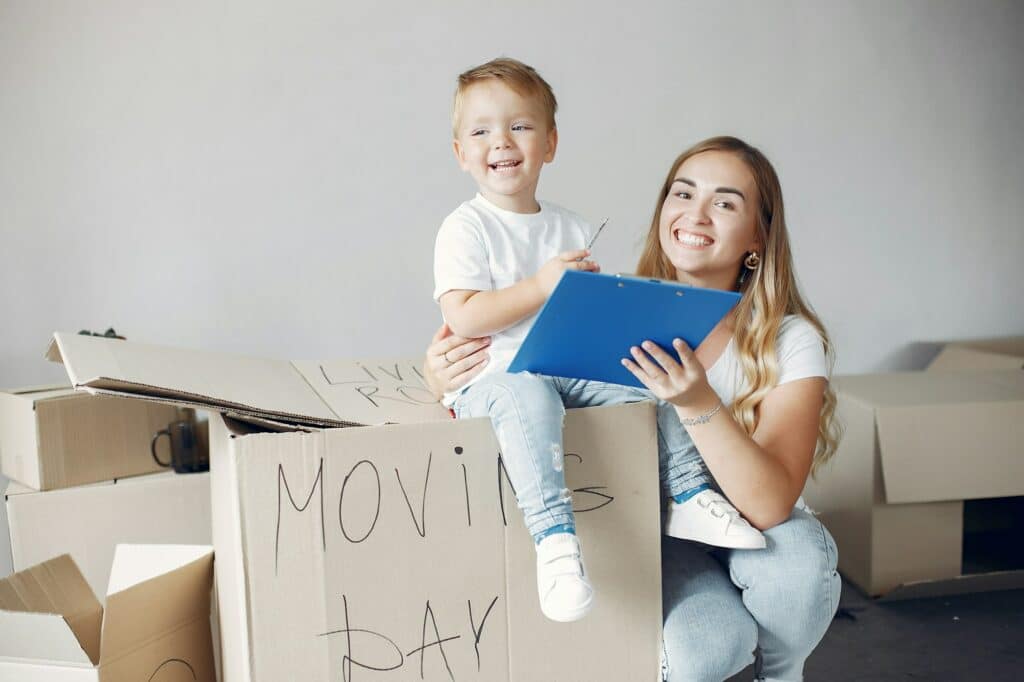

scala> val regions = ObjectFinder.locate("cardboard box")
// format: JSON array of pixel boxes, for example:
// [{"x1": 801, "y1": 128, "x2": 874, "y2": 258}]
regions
[
  {"x1": 0, "y1": 385, "x2": 184, "y2": 490},
  {"x1": 6, "y1": 471, "x2": 212, "y2": 603},
  {"x1": 0, "y1": 544, "x2": 215, "y2": 681},
  {"x1": 802, "y1": 368, "x2": 1024, "y2": 599},
  {"x1": 926, "y1": 337, "x2": 1024, "y2": 372},
  {"x1": 48, "y1": 332, "x2": 663, "y2": 681}
]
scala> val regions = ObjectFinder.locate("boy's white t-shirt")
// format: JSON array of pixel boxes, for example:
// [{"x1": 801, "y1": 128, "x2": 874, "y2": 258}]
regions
[
  {"x1": 706, "y1": 314, "x2": 827, "y2": 405},
  {"x1": 433, "y1": 193, "x2": 592, "y2": 406}
]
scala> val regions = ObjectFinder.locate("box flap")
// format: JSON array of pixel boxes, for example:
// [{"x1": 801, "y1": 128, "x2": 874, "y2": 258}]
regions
[
  {"x1": 1, "y1": 384, "x2": 73, "y2": 400},
  {"x1": 47, "y1": 333, "x2": 349, "y2": 428},
  {"x1": 292, "y1": 358, "x2": 452, "y2": 425},
  {"x1": 860, "y1": 371, "x2": 1024, "y2": 503},
  {"x1": 100, "y1": 545, "x2": 214, "y2": 664},
  {"x1": 0, "y1": 555, "x2": 101, "y2": 665},
  {"x1": 927, "y1": 338, "x2": 1024, "y2": 372}
]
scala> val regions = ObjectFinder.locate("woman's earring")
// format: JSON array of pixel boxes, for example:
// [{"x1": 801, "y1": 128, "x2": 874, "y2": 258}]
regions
[{"x1": 744, "y1": 251, "x2": 761, "y2": 270}]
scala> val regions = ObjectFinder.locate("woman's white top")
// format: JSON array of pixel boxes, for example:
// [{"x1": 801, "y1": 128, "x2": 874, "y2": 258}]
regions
[{"x1": 705, "y1": 314, "x2": 827, "y2": 406}]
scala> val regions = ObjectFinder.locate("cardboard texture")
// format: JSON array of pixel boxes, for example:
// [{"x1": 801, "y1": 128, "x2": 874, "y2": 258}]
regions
[
  {"x1": 0, "y1": 384, "x2": 184, "y2": 490},
  {"x1": 6, "y1": 471, "x2": 212, "y2": 603},
  {"x1": 803, "y1": 365, "x2": 1024, "y2": 599},
  {"x1": 0, "y1": 544, "x2": 215, "y2": 682},
  {"x1": 48, "y1": 334, "x2": 663, "y2": 681},
  {"x1": 926, "y1": 337, "x2": 1024, "y2": 372}
]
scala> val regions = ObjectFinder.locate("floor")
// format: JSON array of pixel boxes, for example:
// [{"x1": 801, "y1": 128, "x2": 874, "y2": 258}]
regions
[{"x1": 729, "y1": 579, "x2": 1024, "y2": 680}]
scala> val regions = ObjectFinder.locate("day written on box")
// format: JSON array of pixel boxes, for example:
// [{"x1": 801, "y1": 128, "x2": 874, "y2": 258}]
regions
[
  {"x1": 803, "y1": 359, "x2": 1024, "y2": 600},
  {"x1": 6, "y1": 470, "x2": 212, "y2": 603},
  {"x1": 48, "y1": 332, "x2": 663, "y2": 682},
  {"x1": 0, "y1": 544, "x2": 215, "y2": 682},
  {"x1": 0, "y1": 385, "x2": 186, "y2": 490}
]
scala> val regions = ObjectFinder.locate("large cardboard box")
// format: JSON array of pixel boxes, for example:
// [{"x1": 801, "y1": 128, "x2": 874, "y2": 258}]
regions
[
  {"x1": 0, "y1": 544, "x2": 215, "y2": 681},
  {"x1": 802, "y1": 368, "x2": 1024, "y2": 599},
  {"x1": 6, "y1": 471, "x2": 212, "y2": 603},
  {"x1": 47, "y1": 332, "x2": 663, "y2": 681},
  {"x1": 0, "y1": 385, "x2": 184, "y2": 490},
  {"x1": 926, "y1": 337, "x2": 1024, "y2": 372}
]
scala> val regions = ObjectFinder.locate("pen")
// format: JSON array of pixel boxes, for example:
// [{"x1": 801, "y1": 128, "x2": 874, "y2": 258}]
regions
[{"x1": 586, "y1": 218, "x2": 609, "y2": 252}]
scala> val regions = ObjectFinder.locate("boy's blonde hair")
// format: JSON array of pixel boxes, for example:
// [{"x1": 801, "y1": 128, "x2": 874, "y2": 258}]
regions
[{"x1": 452, "y1": 57, "x2": 558, "y2": 136}]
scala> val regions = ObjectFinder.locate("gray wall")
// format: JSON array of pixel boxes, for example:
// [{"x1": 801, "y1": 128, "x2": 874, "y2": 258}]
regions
[{"x1": 1, "y1": 1, "x2": 1022, "y2": 577}]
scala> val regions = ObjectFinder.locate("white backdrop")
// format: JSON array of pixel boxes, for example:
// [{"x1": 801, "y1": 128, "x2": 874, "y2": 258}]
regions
[{"x1": 1, "y1": 0, "x2": 1022, "y2": 577}]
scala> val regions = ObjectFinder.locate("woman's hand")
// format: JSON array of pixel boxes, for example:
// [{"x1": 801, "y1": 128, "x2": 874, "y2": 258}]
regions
[
  {"x1": 622, "y1": 339, "x2": 719, "y2": 416},
  {"x1": 423, "y1": 323, "x2": 491, "y2": 399}
]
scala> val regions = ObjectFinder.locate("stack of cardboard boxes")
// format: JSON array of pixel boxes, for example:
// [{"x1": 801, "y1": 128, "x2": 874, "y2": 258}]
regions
[
  {"x1": 1, "y1": 332, "x2": 664, "y2": 681},
  {"x1": 803, "y1": 338, "x2": 1024, "y2": 599},
  {"x1": 0, "y1": 383, "x2": 216, "y2": 679}
]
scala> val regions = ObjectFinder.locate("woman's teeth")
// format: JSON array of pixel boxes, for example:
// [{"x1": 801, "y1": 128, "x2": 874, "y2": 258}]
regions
[{"x1": 675, "y1": 230, "x2": 712, "y2": 246}]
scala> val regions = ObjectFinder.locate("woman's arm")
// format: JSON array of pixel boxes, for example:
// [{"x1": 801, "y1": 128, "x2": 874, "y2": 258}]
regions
[
  {"x1": 422, "y1": 323, "x2": 491, "y2": 400},
  {"x1": 624, "y1": 339, "x2": 824, "y2": 530}
]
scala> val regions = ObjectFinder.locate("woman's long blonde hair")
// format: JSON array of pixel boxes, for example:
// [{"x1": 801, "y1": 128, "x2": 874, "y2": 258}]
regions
[{"x1": 636, "y1": 136, "x2": 841, "y2": 475}]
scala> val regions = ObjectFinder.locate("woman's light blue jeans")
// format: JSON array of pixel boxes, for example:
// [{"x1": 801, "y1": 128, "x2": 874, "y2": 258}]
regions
[
  {"x1": 660, "y1": 507, "x2": 841, "y2": 681},
  {"x1": 453, "y1": 372, "x2": 709, "y2": 541}
]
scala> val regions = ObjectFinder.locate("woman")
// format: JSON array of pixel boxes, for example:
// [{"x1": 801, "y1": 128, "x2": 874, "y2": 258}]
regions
[{"x1": 424, "y1": 136, "x2": 841, "y2": 681}]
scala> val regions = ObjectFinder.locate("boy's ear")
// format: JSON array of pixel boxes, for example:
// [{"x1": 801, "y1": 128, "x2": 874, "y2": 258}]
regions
[
  {"x1": 452, "y1": 138, "x2": 469, "y2": 171},
  {"x1": 544, "y1": 127, "x2": 558, "y2": 163}
]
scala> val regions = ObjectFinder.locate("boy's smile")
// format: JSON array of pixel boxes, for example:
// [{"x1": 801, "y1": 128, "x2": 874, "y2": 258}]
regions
[{"x1": 453, "y1": 80, "x2": 557, "y2": 213}]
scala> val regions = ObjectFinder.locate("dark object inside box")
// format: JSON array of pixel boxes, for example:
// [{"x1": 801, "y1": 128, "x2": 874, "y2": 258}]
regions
[{"x1": 962, "y1": 497, "x2": 1024, "y2": 574}]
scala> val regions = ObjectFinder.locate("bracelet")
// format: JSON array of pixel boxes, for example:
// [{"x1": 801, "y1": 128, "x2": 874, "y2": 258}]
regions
[{"x1": 679, "y1": 401, "x2": 723, "y2": 426}]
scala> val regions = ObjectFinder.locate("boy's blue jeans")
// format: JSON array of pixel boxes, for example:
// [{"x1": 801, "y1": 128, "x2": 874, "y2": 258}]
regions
[{"x1": 452, "y1": 371, "x2": 710, "y2": 541}]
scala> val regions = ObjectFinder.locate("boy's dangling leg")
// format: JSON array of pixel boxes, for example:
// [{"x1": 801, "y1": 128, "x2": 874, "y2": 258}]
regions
[{"x1": 453, "y1": 372, "x2": 593, "y2": 621}]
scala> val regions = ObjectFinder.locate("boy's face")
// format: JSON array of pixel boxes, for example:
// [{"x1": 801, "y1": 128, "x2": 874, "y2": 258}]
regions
[{"x1": 453, "y1": 80, "x2": 557, "y2": 213}]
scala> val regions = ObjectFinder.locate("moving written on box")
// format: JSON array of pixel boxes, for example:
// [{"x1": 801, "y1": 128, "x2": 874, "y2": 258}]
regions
[{"x1": 48, "y1": 333, "x2": 664, "y2": 682}]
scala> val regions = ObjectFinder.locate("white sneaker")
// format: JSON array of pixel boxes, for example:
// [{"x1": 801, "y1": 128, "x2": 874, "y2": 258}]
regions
[
  {"x1": 663, "y1": 489, "x2": 767, "y2": 549},
  {"x1": 535, "y1": 533, "x2": 594, "y2": 622}
]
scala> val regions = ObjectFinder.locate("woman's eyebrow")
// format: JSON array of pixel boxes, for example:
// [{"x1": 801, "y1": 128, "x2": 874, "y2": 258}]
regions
[{"x1": 673, "y1": 177, "x2": 745, "y2": 200}]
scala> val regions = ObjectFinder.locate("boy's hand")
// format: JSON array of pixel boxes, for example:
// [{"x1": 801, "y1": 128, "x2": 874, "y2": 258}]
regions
[{"x1": 533, "y1": 249, "x2": 600, "y2": 296}]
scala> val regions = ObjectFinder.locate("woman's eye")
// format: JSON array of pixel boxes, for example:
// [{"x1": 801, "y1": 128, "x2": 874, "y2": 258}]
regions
[
  {"x1": 715, "y1": 201, "x2": 734, "y2": 210},
  {"x1": 675, "y1": 191, "x2": 691, "y2": 200}
]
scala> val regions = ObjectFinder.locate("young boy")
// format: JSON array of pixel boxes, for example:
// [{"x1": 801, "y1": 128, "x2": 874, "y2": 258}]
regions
[{"x1": 433, "y1": 59, "x2": 764, "y2": 623}]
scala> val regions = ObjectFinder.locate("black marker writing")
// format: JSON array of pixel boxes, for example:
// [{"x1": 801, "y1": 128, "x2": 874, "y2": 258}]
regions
[
  {"x1": 467, "y1": 596, "x2": 499, "y2": 671},
  {"x1": 339, "y1": 460, "x2": 381, "y2": 543},
  {"x1": 276, "y1": 458, "x2": 325, "y2": 575},
  {"x1": 406, "y1": 601, "x2": 459, "y2": 681},
  {"x1": 395, "y1": 452, "x2": 432, "y2": 537}
]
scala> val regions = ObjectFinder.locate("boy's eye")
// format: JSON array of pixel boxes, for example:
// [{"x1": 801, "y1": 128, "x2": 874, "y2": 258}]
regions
[
  {"x1": 470, "y1": 129, "x2": 487, "y2": 136},
  {"x1": 511, "y1": 124, "x2": 532, "y2": 131}
]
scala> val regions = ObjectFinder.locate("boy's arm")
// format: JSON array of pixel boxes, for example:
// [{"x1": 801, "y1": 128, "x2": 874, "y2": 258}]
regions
[{"x1": 440, "y1": 249, "x2": 599, "y2": 338}]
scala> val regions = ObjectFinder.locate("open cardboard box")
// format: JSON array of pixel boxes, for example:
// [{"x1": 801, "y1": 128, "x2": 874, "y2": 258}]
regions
[
  {"x1": 0, "y1": 385, "x2": 185, "y2": 490},
  {"x1": 0, "y1": 544, "x2": 215, "y2": 681},
  {"x1": 803, "y1": 363, "x2": 1024, "y2": 599},
  {"x1": 6, "y1": 471, "x2": 212, "y2": 603},
  {"x1": 46, "y1": 332, "x2": 663, "y2": 681}
]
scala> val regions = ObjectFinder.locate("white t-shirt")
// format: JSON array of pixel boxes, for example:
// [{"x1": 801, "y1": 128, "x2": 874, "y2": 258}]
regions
[
  {"x1": 433, "y1": 194, "x2": 593, "y2": 406},
  {"x1": 706, "y1": 314, "x2": 827, "y2": 406}
]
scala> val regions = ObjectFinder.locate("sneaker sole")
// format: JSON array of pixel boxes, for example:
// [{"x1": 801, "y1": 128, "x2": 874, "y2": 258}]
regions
[
  {"x1": 662, "y1": 512, "x2": 767, "y2": 549},
  {"x1": 541, "y1": 593, "x2": 595, "y2": 623}
]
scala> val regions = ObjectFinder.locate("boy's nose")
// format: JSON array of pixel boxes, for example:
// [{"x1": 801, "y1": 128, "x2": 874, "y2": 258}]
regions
[{"x1": 492, "y1": 133, "x2": 511, "y2": 149}]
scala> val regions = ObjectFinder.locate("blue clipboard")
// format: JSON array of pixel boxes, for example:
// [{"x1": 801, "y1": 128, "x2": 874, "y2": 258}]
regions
[{"x1": 508, "y1": 270, "x2": 741, "y2": 387}]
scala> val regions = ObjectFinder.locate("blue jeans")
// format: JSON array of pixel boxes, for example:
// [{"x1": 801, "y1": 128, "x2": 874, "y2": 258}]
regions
[
  {"x1": 661, "y1": 507, "x2": 841, "y2": 681},
  {"x1": 453, "y1": 372, "x2": 709, "y2": 541}
]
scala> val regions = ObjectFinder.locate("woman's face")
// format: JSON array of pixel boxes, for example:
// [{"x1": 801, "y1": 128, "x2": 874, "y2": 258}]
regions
[{"x1": 658, "y1": 150, "x2": 761, "y2": 290}]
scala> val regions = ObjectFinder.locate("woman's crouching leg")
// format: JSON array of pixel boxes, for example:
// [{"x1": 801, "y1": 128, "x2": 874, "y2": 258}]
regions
[
  {"x1": 661, "y1": 536, "x2": 757, "y2": 681},
  {"x1": 726, "y1": 508, "x2": 841, "y2": 681}
]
